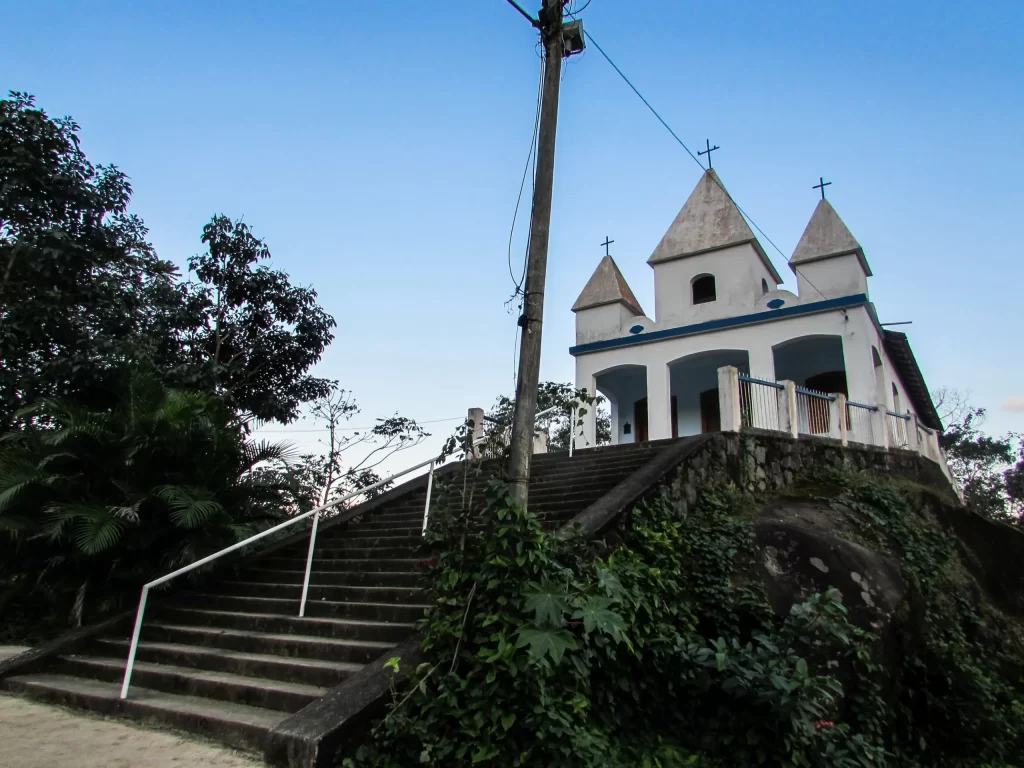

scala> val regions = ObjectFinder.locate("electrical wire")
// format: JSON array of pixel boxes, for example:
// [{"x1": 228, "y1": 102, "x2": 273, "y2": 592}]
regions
[
  {"x1": 567, "y1": 0, "x2": 592, "y2": 17},
  {"x1": 255, "y1": 415, "x2": 465, "y2": 433},
  {"x1": 583, "y1": 29, "x2": 831, "y2": 301},
  {"x1": 508, "y1": 53, "x2": 545, "y2": 292}
]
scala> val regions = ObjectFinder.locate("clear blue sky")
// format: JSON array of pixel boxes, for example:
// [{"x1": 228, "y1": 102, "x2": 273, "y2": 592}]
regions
[{"x1": 5, "y1": 0, "x2": 1023, "y2": 462}]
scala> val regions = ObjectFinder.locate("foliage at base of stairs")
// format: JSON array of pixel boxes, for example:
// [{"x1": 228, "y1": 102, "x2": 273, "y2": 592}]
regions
[
  {"x1": 0, "y1": 441, "x2": 666, "y2": 758},
  {"x1": 343, "y1": 466, "x2": 1024, "y2": 768}
]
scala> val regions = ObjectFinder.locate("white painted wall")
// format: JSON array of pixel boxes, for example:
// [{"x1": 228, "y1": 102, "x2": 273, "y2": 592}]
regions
[
  {"x1": 650, "y1": 243, "x2": 779, "y2": 327},
  {"x1": 793, "y1": 253, "x2": 869, "y2": 301},
  {"x1": 574, "y1": 303, "x2": 642, "y2": 345},
  {"x1": 574, "y1": 306, "x2": 922, "y2": 446}
]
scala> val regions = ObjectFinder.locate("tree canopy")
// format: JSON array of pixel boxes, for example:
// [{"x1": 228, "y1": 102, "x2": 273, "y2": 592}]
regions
[{"x1": 0, "y1": 92, "x2": 336, "y2": 428}]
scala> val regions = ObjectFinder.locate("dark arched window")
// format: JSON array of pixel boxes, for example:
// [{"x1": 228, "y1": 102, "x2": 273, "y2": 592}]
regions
[
  {"x1": 761, "y1": 278, "x2": 769, "y2": 295},
  {"x1": 692, "y1": 274, "x2": 716, "y2": 304}
]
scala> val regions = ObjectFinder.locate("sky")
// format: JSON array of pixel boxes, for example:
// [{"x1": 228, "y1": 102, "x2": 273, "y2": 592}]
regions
[{"x1": 4, "y1": 0, "x2": 1023, "y2": 470}]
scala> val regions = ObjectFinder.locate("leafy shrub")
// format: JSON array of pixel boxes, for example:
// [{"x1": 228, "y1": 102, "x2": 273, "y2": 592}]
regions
[
  {"x1": 0, "y1": 369, "x2": 294, "y2": 640},
  {"x1": 344, "y1": 470, "x2": 885, "y2": 767}
]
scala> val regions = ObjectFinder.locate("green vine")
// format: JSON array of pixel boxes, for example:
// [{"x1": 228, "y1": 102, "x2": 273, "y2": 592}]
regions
[
  {"x1": 800, "y1": 468, "x2": 1024, "y2": 767},
  {"x1": 342, "y1": 464, "x2": 907, "y2": 767}
]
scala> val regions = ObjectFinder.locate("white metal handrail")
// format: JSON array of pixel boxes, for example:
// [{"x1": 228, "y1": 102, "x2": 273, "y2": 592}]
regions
[
  {"x1": 119, "y1": 455, "x2": 439, "y2": 700},
  {"x1": 473, "y1": 405, "x2": 561, "y2": 449}
]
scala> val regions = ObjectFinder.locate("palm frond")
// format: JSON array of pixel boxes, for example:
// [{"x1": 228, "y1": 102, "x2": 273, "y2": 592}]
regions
[
  {"x1": 0, "y1": 457, "x2": 43, "y2": 514},
  {"x1": 154, "y1": 485, "x2": 225, "y2": 529},
  {"x1": 73, "y1": 510, "x2": 124, "y2": 555},
  {"x1": 242, "y1": 439, "x2": 298, "y2": 470}
]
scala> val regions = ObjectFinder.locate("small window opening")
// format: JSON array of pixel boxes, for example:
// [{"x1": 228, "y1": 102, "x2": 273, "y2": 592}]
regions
[
  {"x1": 692, "y1": 275, "x2": 716, "y2": 305},
  {"x1": 761, "y1": 278, "x2": 769, "y2": 295}
]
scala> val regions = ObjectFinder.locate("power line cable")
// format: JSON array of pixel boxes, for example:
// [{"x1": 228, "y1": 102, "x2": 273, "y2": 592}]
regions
[
  {"x1": 255, "y1": 415, "x2": 464, "y2": 434},
  {"x1": 582, "y1": 29, "x2": 830, "y2": 300},
  {"x1": 507, "y1": 54, "x2": 545, "y2": 291}
]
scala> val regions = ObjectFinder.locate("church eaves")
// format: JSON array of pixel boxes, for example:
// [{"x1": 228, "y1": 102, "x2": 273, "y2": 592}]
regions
[
  {"x1": 647, "y1": 169, "x2": 783, "y2": 283},
  {"x1": 572, "y1": 255, "x2": 645, "y2": 317},
  {"x1": 790, "y1": 198, "x2": 872, "y2": 276}
]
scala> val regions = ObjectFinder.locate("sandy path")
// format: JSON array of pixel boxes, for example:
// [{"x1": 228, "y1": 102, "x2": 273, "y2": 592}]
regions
[{"x1": 0, "y1": 693, "x2": 262, "y2": 768}]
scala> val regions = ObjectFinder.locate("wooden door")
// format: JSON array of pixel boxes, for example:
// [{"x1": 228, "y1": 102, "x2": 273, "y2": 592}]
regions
[
  {"x1": 700, "y1": 388, "x2": 720, "y2": 433},
  {"x1": 804, "y1": 371, "x2": 848, "y2": 435},
  {"x1": 805, "y1": 370, "x2": 848, "y2": 397},
  {"x1": 634, "y1": 398, "x2": 649, "y2": 443}
]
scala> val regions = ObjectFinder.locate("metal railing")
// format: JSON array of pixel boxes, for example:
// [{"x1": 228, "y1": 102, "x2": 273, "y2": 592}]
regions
[
  {"x1": 794, "y1": 386, "x2": 835, "y2": 436},
  {"x1": 119, "y1": 454, "x2": 440, "y2": 700},
  {"x1": 475, "y1": 405, "x2": 563, "y2": 458},
  {"x1": 738, "y1": 375, "x2": 783, "y2": 431},
  {"x1": 846, "y1": 401, "x2": 877, "y2": 444},
  {"x1": 886, "y1": 410, "x2": 911, "y2": 449}
]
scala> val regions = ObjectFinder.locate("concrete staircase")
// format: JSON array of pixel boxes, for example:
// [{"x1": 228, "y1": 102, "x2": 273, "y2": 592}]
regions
[{"x1": 1, "y1": 442, "x2": 666, "y2": 755}]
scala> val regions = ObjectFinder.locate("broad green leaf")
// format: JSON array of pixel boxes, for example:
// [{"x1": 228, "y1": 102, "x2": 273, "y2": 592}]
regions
[
  {"x1": 523, "y1": 580, "x2": 570, "y2": 628},
  {"x1": 515, "y1": 627, "x2": 577, "y2": 665},
  {"x1": 571, "y1": 596, "x2": 628, "y2": 642}
]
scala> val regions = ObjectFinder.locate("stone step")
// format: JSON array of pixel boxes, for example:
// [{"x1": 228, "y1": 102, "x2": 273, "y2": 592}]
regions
[
  {"x1": 141, "y1": 623, "x2": 393, "y2": 665},
  {"x1": 220, "y1": 580, "x2": 425, "y2": 603},
  {"x1": 53, "y1": 653, "x2": 326, "y2": 713},
  {"x1": 528, "y1": 459, "x2": 652, "y2": 483},
  {"x1": 325, "y1": 524, "x2": 422, "y2": 538},
  {"x1": 235, "y1": 568, "x2": 423, "y2": 588},
  {"x1": 348, "y1": 512, "x2": 425, "y2": 526},
  {"x1": 154, "y1": 607, "x2": 415, "y2": 644},
  {"x1": 259, "y1": 556, "x2": 423, "y2": 573},
  {"x1": 92, "y1": 637, "x2": 361, "y2": 688},
  {"x1": 315, "y1": 534, "x2": 422, "y2": 550},
  {"x1": 311, "y1": 545, "x2": 425, "y2": 560},
  {"x1": 178, "y1": 593, "x2": 427, "y2": 623},
  {"x1": 1, "y1": 673, "x2": 285, "y2": 753}
]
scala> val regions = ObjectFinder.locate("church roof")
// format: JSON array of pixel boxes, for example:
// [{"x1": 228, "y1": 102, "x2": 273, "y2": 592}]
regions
[
  {"x1": 572, "y1": 255, "x2": 645, "y2": 316},
  {"x1": 647, "y1": 169, "x2": 783, "y2": 283},
  {"x1": 882, "y1": 330, "x2": 942, "y2": 431},
  {"x1": 790, "y1": 198, "x2": 872, "y2": 276}
]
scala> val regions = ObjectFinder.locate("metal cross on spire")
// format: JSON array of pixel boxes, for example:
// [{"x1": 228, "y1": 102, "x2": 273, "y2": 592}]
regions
[
  {"x1": 813, "y1": 176, "x2": 832, "y2": 200},
  {"x1": 601, "y1": 236, "x2": 614, "y2": 256},
  {"x1": 697, "y1": 138, "x2": 720, "y2": 169}
]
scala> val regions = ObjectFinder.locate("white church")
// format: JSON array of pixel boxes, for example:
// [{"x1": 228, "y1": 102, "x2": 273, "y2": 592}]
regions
[{"x1": 569, "y1": 168, "x2": 943, "y2": 451}]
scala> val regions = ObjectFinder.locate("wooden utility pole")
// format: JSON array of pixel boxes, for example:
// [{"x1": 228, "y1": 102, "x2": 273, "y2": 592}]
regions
[{"x1": 506, "y1": 0, "x2": 566, "y2": 508}]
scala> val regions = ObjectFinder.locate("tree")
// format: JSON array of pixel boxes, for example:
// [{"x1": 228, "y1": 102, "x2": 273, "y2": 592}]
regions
[
  {"x1": 485, "y1": 381, "x2": 611, "y2": 453},
  {"x1": 282, "y1": 385, "x2": 429, "y2": 514},
  {"x1": 174, "y1": 215, "x2": 337, "y2": 424},
  {"x1": 938, "y1": 396, "x2": 1021, "y2": 525},
  {"x1": 1, "y1": 92, "x2": 337, "y2": 427},
  {"x1": 0, "y1": 368, "x2": 294, "y2": 636},
  {"x1": 0, "y1": 92, "x2": 182, "y2": 427}
]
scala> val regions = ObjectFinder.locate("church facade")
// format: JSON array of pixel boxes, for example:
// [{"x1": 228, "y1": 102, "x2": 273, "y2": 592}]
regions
[{"x1": 570, "y1": 169, "x2": 942, "y2": 447}]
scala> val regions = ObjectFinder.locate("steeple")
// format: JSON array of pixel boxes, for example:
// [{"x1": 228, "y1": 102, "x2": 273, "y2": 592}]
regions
[
  {"x1": 572, "y1": 255, "x2": 645, "y2": 317},
  {"x1": 647, "y1": 169, "x2": 783, "y2": 283},
  {"x1": 790, "y1": 198, "x2": 872, "y2": 276}
]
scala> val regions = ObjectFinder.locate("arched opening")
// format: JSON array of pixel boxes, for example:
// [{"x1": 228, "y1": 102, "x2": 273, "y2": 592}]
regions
[
  {"x1": 596, "y1": 365, "x2": 647, "y2": 444},
  {"x1": 692, "y1": 274, "x2": 716, "y2": 305},
  {"x1": 773, "y1": 335, "x2": 848, "y2": 435},
  {"x1": 669, "y1": 349, "x2": 750, "y2": 436},
  {"x1": 892, "y1": 382, "x2": 902, "y2": 414},
  {"x1": 761, "y1": 278, "x2": 769, "y2": 295},
  {"x1": 872, "y1": 346, "x2": 886, "y2": 406}
]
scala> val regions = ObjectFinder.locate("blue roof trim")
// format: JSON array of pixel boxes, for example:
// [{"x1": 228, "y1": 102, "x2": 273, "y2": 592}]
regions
[{"x1": 569, "y1": 294, "x2": 869, "y2": 356}]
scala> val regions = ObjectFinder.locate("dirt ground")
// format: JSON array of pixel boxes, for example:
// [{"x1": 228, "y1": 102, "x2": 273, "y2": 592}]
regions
[{"x1": 0, "y1": 693, "x2": 262, "y2": 768}]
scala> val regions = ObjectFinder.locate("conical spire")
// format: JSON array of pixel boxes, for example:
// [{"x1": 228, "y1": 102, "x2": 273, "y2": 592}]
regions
[
  {"x1": 648, "y1": 169, "x2": 782, "y2": 282},
  {"x1": 790, "y1": 198, "x2": 871, "y2": 275},
  {"x1": 572, "y1": 255, "x2": 645, "y2": 316}
]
